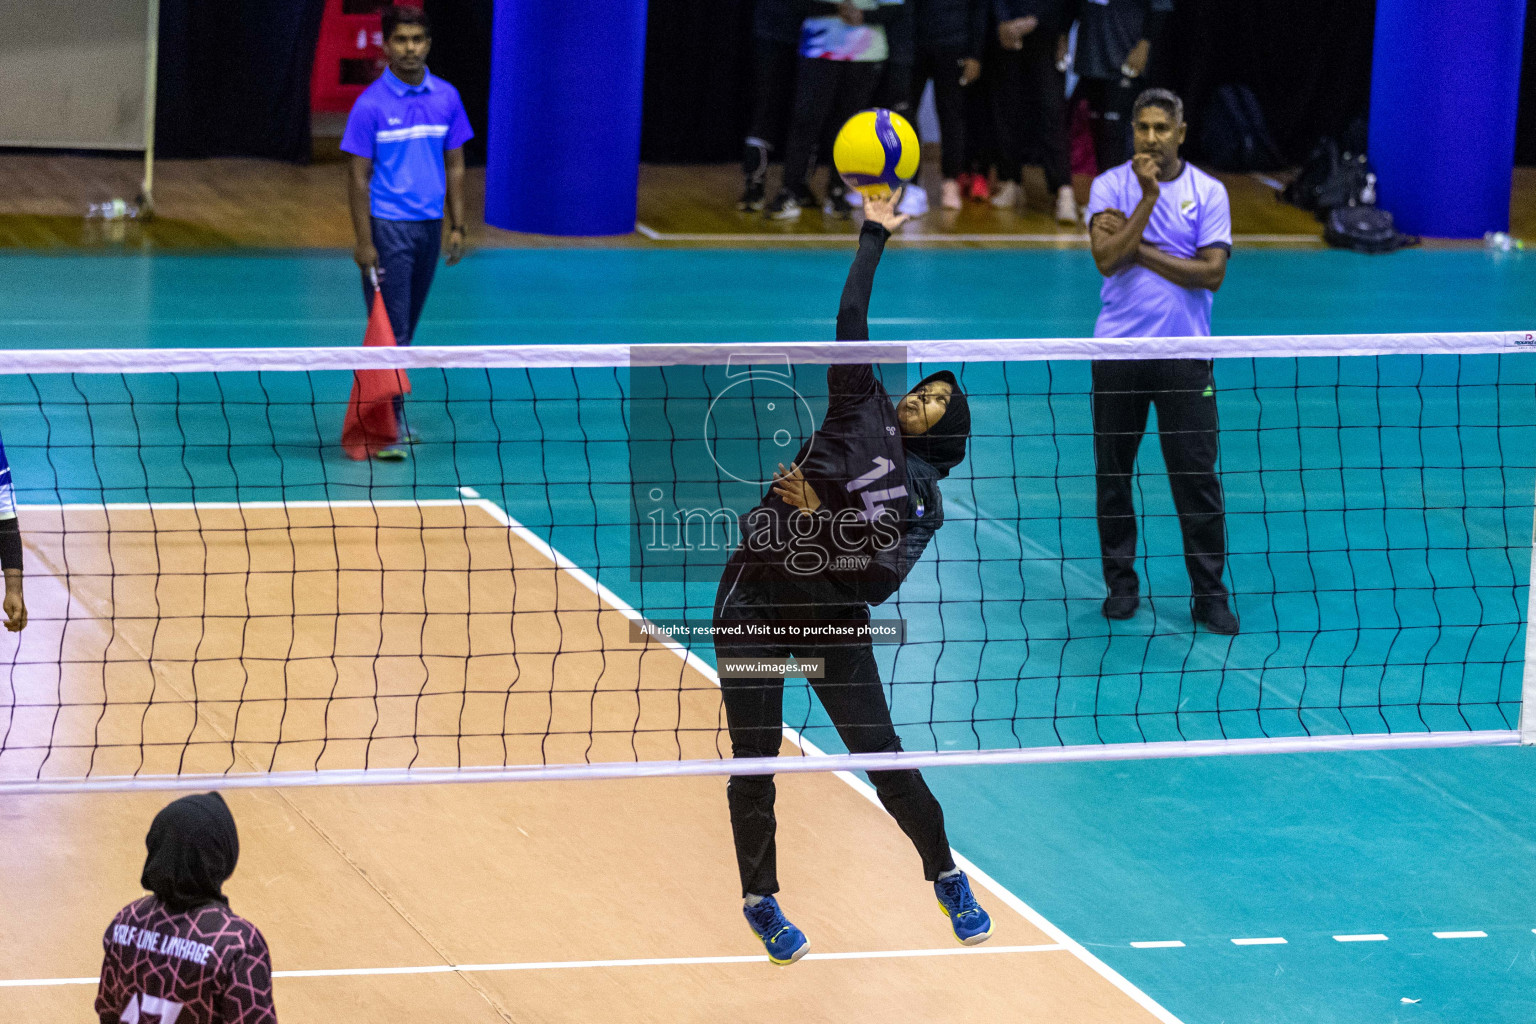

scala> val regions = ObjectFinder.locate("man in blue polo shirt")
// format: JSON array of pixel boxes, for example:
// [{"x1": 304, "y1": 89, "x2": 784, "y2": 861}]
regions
[
  {"x1": 343, "y1": 5, "x2": 472, "y2": 455},
  {"x1": 1086, "y1": 88, "x2": 1237, "y2": 634}
]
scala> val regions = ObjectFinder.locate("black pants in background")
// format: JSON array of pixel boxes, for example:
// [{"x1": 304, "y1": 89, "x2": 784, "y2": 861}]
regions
[
  {"x1": 990, "y1": 32, "x2": 1070, "y2": 191},
  {"x1": 1091, "y1": 358, "x2": 1228, "y2": 603},
  {"x1": 716, "y1": 635, "x2": 955, "y2": 897},
  {"x1": 782, "y1": 58, "x2": 884, "y2": 194},
  {"x1": 906, "y1": 46, "x2": 970, "y2": 179},
  {"x1": 962, "y1": 59, "x2": 996, "y2": 176},
  {"x1": 1077, "y1": 75, "x2": 1137, "y2": 171}
]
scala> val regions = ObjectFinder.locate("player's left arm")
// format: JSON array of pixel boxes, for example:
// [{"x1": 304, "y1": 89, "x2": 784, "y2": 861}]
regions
[
  {"x1": 444, "y1": 147, "x2": 467, "y2": 265},
  {"x1": 0, "y1": 474, "x2": 24, "y2": 633},
  {"x1": 1134, "y1": 243, "x2": 1228, "y2": 291},
  {"x1": 442, "y1": 90, "x2": 474, "y2": 267},
  {"x1": 219, "y1": 935, "x2": 278, "y2": 1024},
  {"x1": 1134, "y1": 179, "x2": 1231, "y2": 291}
]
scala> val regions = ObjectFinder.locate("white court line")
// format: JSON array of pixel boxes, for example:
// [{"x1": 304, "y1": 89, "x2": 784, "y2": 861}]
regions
[
  {"x1": 1231, "y1": 937, "x2": 1287, "y2": 946},
  {"x1": 0, "y1": 945, "x2": 1068, "y2": 988},
  {"x1": 465, "y1": 494, "x2": 1192, "y2": 1024},
  {"x1": 1432, "y1": 931, "x2": 1487, "y2": 939},
  {"x1": 1, "y1": 494, "x2": 1186, "y2": 1019},
  {"x1": 1129, "y1": 941, "x2": 1186, "y2": 949},
  {"x1": 633, "y1": 224, "x2": 1319, "y2": 245},
  {"x1": 1333, "y1": 934, "x2": 1389, "y2": 942}
]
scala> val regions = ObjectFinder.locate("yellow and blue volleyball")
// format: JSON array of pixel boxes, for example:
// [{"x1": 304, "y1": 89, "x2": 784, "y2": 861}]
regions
[{"x1": 833, "y1": 108, "x2": 920, "y2": 198}]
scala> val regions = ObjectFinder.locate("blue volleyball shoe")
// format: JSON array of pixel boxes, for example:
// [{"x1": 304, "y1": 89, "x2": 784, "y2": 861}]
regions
[
  {"x1": 935, "y1": 872, "x2": 994, "y2": 945},
  {"x1": 743, "y1": 896, "x2": 810, "y2": 965}
]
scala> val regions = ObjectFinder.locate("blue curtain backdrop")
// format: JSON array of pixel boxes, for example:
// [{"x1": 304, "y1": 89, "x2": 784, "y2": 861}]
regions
[
  {"x1": 485, "y1": 0, "x2": 649, "y2": 236},
  {"x1": 154, "y1": 0, "x2": 325, "y2": 161},
  {"x1": 1369, "y1": 0, "x2": 1528, "y2": 237}
]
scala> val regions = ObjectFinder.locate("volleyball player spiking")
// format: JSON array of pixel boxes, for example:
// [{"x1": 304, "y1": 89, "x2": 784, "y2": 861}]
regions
[{"x1": 713, "y1": 189, "x2": 991, "y2": 964}]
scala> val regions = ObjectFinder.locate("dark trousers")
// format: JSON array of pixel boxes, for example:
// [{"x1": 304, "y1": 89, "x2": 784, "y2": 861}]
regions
[
  {"x1": 1091, "y1": 359, "x2": 1228, "y2": 602},
  {"x1": 362, "y1": 217, "x2": 440, "y2": 431},
  {"x1": 909, "y1": 46, "x2": 970, "y2": 179},
  {"x1": 716, "y1": 634, "x2": 955, "y2": 897},
  {"x1": 1076, "y1": 75, "x2": 1136, "y2": 171},
  {"x1": 991, "y1": 32, "x2": 1070, "y2": 191},
  {"x1": 742, "y1": 38, "x2": 800, "y2": 181},
  {"x1": 362, "y1": 217, "x2": 441, "y2": 345},
  {"x1": 961, "y1": 62, "x2": 996, "y2": 175},
  {"x1": 782, "y1": 58, "x2": 884, "y2": 194}
]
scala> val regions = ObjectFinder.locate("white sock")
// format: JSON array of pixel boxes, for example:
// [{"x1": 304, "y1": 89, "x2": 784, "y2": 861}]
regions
[
  {"x1": 937, "y1": 867, "x2": 962, "y2": 880},
  {"x1": 744, "y1": 893, "x2": 766, "y2": 907}
]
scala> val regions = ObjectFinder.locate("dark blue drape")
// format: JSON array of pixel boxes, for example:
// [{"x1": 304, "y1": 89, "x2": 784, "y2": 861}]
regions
[
  {"x1": 155, "y1": 0, "x2": 326, "y2": 162},
  {"x1": 1370, "y1": 0, "x2": 1528, "y2": 237}
]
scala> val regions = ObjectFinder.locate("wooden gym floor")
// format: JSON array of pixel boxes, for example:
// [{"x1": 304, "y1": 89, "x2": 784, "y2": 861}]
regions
[
  {"x1": 1, "y1": 146, "x2": 1531, "y2": 250},
  {"x1": 0, "y1": 501, "x2": 1174, "y2": 1023}
]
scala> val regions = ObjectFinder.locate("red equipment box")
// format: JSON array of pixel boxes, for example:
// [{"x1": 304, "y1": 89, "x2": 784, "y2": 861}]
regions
[{"x1": 311, "y1": 0, "x2": 407, "y2": 114}]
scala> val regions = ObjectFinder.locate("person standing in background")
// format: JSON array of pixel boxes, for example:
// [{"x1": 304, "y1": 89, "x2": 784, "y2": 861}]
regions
[
  {"x1": 988, "y1": 0, "x2": 1075, "y2": 222},
  {"x1": 1085, "y1": 89, "x2": 1237, "y2": 635},
  {"x1": 1058, "y1": 0, "x2": 1172, "y2": 171},
  {"x1": 767, "y1": 0, "x2": 906, "y2": 221},
  {"x1": 343, "y1": 6, "x2": 472, "y2": 458},
  {"x1": 738, "y1": 0, "x2": 806, "y2": 211},
  {"x1": 902, "y1": 0, "x2": 987, "y2": 211}
]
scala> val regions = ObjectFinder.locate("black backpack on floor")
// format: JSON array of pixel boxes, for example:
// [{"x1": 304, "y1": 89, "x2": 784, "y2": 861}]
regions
[
  {"x1": 1282, "y1": 138, "x2": 1378, "y2": 216},
  {"x1": 1323, "y1": 205, "x2": 1420, "y2": 254}
]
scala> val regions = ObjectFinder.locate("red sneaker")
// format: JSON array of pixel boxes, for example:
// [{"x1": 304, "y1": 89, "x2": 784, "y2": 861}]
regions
[{"x1": 967, "y1": 174, "x2": 991, "y2": 203}]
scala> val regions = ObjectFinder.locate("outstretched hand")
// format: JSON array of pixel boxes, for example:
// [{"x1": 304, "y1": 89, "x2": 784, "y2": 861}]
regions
[{"x1": 861, "y1": 188, "x2": 910, "y2": 233}]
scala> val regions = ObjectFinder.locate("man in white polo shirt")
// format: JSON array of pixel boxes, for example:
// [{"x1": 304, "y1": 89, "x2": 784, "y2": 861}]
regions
[{"x1": 1085, "y1": 88, "x2": 1237, "y2": 634}]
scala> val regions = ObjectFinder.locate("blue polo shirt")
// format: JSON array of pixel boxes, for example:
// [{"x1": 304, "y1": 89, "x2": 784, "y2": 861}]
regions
[
  {"x1": 0, "y1": 433, "x2": 14, "y2": 520},
  {"x1": 341, "y1": 68, "x2": 473, "y2": 222}
]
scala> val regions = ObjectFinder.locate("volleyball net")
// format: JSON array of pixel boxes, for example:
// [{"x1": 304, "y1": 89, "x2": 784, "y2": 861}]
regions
[{"x1": 1, "y1": 331, "x2": 1533, "y2": 794}]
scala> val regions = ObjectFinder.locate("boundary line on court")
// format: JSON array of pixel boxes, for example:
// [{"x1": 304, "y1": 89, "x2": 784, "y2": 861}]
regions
[
  {"x1": 0, "y1": 491, "x2": 1188, "y2": 1021},
  {"x1": 633, "y1": 223, "x2": 1321, "y2": 246},
  {"x1": 0, "y1": 944, "x2": 1069, "y2": 989},
  {"x1": 468, "y1": 491, "x2": 1192, "y2": 1024}
]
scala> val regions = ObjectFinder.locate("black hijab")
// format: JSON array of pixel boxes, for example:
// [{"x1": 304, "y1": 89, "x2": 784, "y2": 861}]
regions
[
  {"x1": 141, "y1": 792, "x2": 239, "y2": 913},
  {"x1": 901, "y1": 370, "x2": 971, "y2": 478}
]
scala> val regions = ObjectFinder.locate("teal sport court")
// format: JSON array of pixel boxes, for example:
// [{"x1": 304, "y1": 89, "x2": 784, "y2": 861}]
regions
[{"x1": 3, "y1": 244, "x2": 1536, "y2": 1023}]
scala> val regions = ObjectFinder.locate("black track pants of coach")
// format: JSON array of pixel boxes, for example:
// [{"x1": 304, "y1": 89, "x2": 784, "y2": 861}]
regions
[
  {"x1": 1091, "y1": 358, "x2": 1228, "y2": 602},
  {"x1": 718, "y1": 637, "x2": 955, "y2": 897}
]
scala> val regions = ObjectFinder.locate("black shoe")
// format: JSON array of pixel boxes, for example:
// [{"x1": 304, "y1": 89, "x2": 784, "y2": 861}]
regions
[
  {"x1": 1101, "y1": 593, "x2": 1139, "y2": 620},
  {"x1": 737, "y1": 179, "x2": 766, "y2": 212},
  {"x1": 1193, "y1": 598, "x2": 1239, "y2": 635},
  {"x1": 765, "y1": 189, "x2": 802, "y2": 221},
  {"x1": 823, "y1": 185, "x2": 853, "y2": 220}
]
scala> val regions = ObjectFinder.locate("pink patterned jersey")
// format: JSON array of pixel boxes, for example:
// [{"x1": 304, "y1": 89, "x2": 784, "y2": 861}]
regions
[{"x1": 95, "y1": 896, "x2": 276, "y2": 1024}]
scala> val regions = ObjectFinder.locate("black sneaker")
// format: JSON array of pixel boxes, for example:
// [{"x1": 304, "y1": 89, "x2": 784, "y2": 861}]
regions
[
  {"x1": 1192, "y1": 598, "x2": 1239, "y2": 635},
  {"x1": 765, "y1": 189, "x2": 802, "y2": 221},
  {"x1": 737, "y1": 179, "x2": 766, "y2": 212},
  {"x1": 1102, "y1": 593, "x2": 1139, "y2": 620},
  {"x1": 823, "y1": 185, "x2": 853, "y2": 220}
]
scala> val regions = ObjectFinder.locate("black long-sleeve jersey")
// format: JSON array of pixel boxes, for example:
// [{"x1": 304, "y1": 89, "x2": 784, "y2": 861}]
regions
[{"x1": 719, "y1": 222, "x2": 944, "y2": 620}]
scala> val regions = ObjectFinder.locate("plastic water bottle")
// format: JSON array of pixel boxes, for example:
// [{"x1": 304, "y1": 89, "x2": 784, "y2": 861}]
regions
[
  {"x1": 1360, "y1": 172, "x2": 1377, "y2": 206},
  {"x1": 1484, "y1": 231, "x2": 1525, "y2": 252},
  {"x1": 85, "y1": 199, "x2": 139, "y2": 221}
]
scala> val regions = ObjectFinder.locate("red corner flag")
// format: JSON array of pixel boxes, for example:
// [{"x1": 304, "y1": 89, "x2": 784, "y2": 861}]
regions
[{"x1": 341, "y1": 278, "x2": 412, "y2": 460}]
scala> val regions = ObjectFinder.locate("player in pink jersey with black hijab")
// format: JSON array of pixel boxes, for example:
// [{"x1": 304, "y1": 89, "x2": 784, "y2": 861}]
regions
[{"x1": 96, "y1": 793, "x2": 276, "y2": 1024}]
